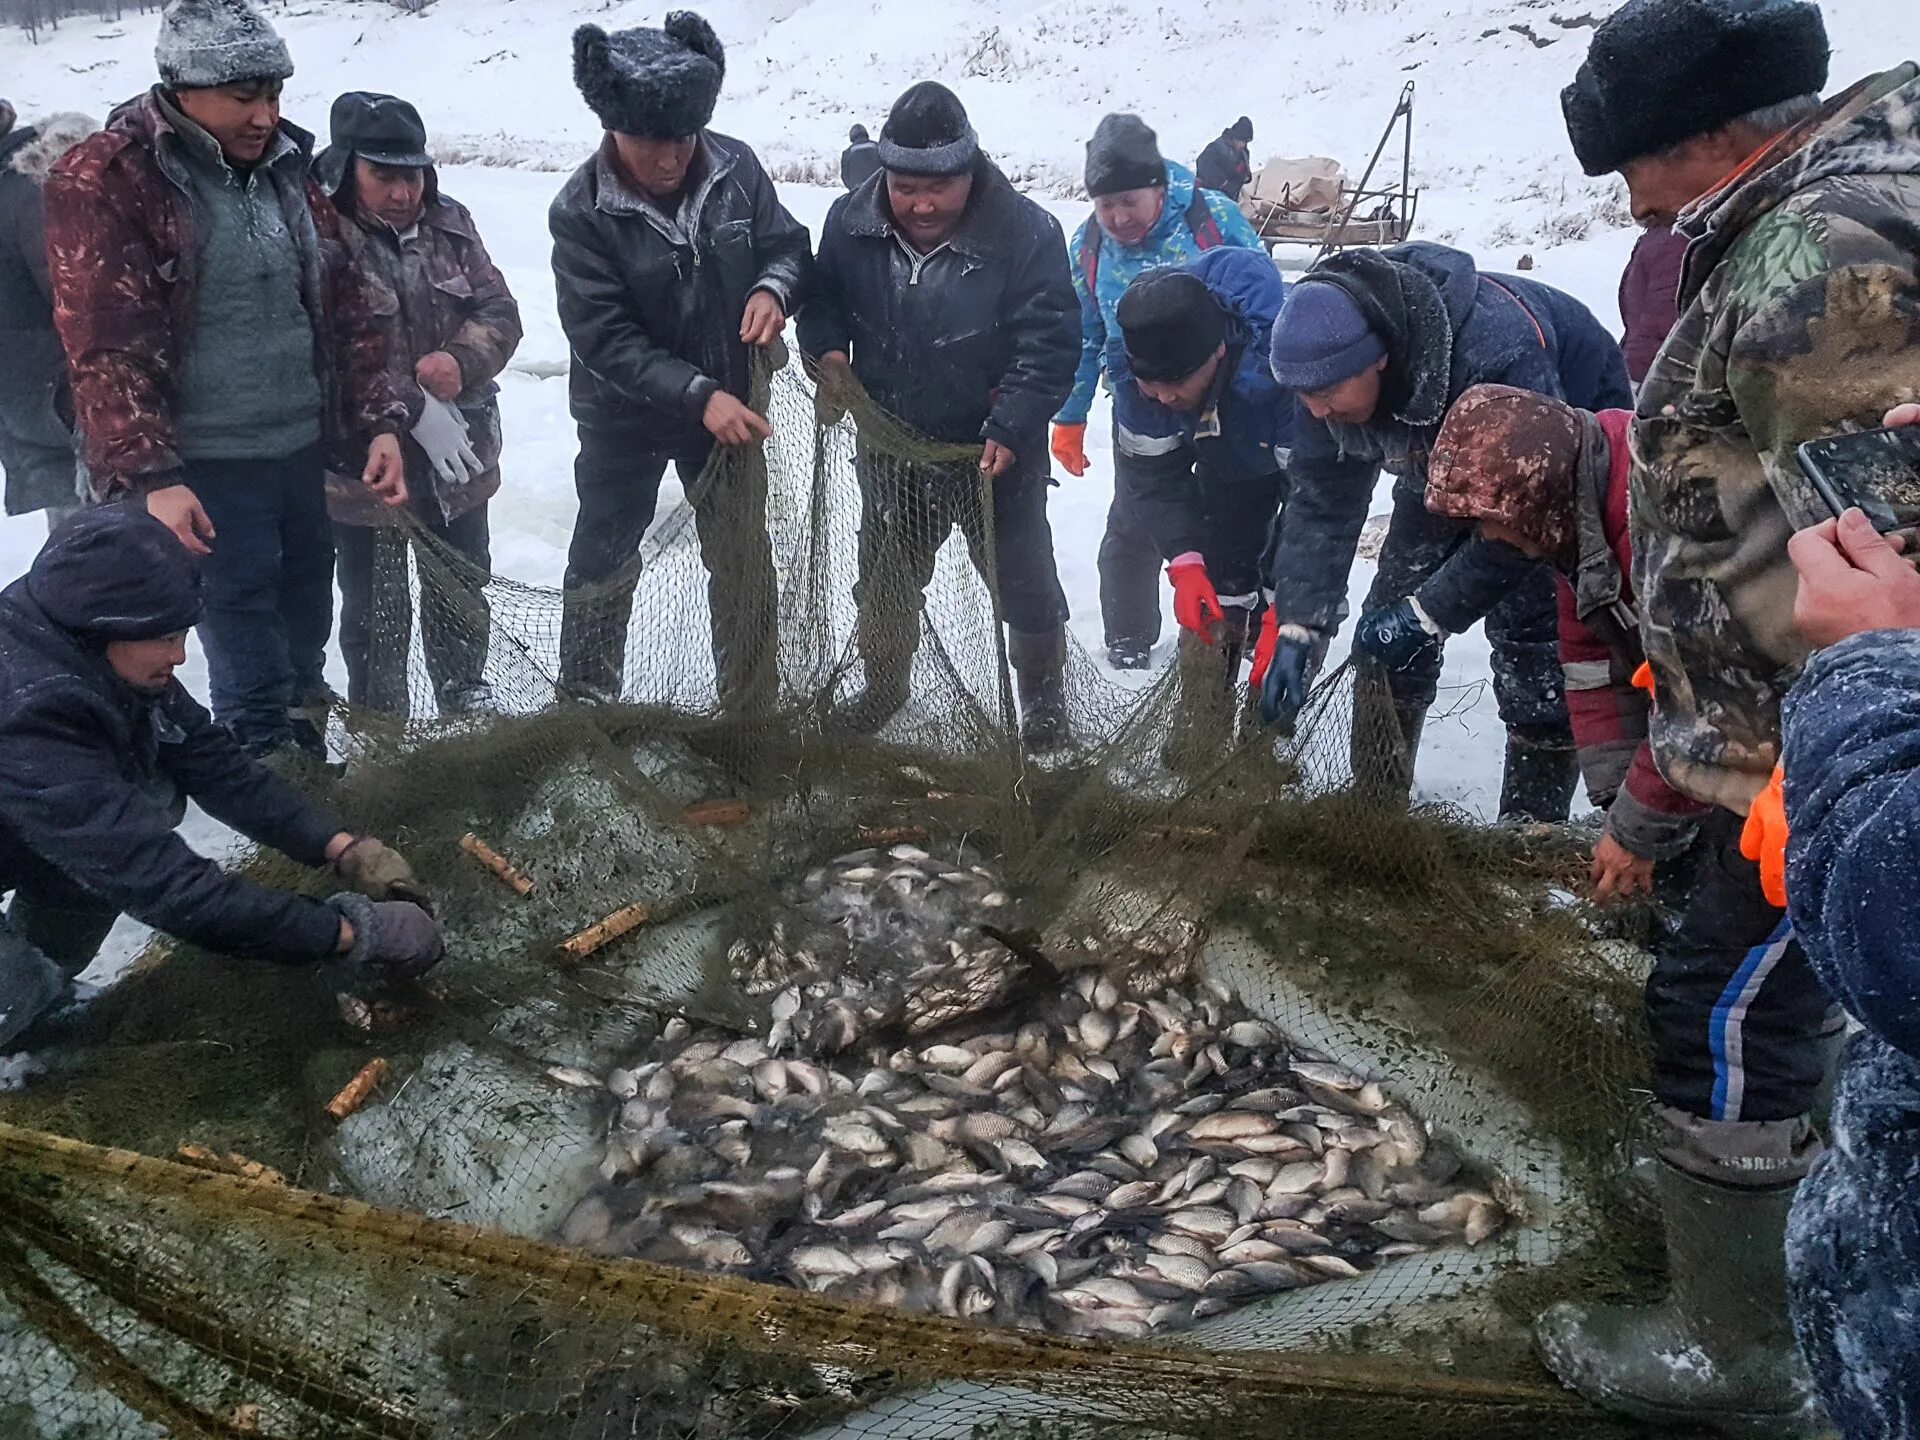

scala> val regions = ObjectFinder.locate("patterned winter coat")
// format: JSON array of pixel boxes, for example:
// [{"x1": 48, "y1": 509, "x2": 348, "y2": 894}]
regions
[
  {"x1": 41, "y1": 90, "x2": 407, "y2": 499},
  {"x1": 1055, "y1": 162, "x2": 1263, "y2": 425},
  {"x1": 1781, "y1": 628, "x2": 1920, "y2": 1440},
  {"x1": 1632, "y1": 63, "x2": 1920, "y2": 815},
  {"x1": 323, "y1": 182, "x2": 522, "y2": 526}
]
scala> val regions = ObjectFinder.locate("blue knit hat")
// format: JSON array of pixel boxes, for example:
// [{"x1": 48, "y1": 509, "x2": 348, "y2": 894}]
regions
[{"x1": 1268, "y1": 280, "x2": 1387, "y2": 392}]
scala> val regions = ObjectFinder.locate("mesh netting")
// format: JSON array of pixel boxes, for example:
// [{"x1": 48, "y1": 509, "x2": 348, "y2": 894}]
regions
[{"x1": 0, "y1": 357, "x2": 1666, "y2": 1440}]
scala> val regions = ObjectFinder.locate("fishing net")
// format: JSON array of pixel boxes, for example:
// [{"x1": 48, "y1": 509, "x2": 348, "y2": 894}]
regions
[{"x1": 0, "y1": 355, "x2": 1665, "y2": 1440}]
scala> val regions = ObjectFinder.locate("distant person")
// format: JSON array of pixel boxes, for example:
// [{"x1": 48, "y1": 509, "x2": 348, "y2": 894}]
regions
[
  {"x1": 802, "y1": 82, "x2": 1078, "y2": 749},
  {"x1": 840, "y1": 122, "x2": 880, "y2": 191},
  {"x1": 315, "y1": 91, "x2": 523, "y2": 718},
  {"x1": 43, "y1": 0, "x2": 410, "y2": 761},
  {"x1": 1194, "y1": 115, "x2": 1254, "y2": 202},
  {"x1": 0, "y1": 107, "x2": 94, "y2": 529},
  {"x1": 550, "y1": 13, "x2": 813, "y2": 710},
  {"x1": 0, "y1": 508, "x2": 442, "y2": 1057},
  {"x1": 1259, "y1": 242, "x2": 1630, "y2": 822},
  {"x1": 1108, "y1": 250, "x2": 1290, "y2": 770},
  {"x1": 1050, "y1": 113, "x2": 1262, "y2": 671},
  {"x1": 1537, "y1": 0, "x2": 1920, "y2": 1429},
  {"x1": 1617, "y1": 223, "x2": 1687, "y2": 387},
  {"x1": 1778, "y1": 416, "x2": 1920, "y2": 1440}
]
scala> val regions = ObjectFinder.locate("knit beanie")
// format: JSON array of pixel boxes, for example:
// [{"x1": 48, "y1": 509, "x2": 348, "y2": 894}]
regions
[
  {"x1": 1267, "y1": 280, "x2": 1388, "y2": 392},
  {"x1": 1425, "y1": 384, "x2": 1590, "y2": 566},
  {"x1": 878, "y1": 81, "x2": 978, "y2": 178},
  {"x1": 1562, "y1": 0, "x2": 1830, "y2": 175},
  {"x1": 1228, "y1": 115, "x2": 1254, "y2": 144},
  {"x1": 1085, "y1": 113, "x2": 1165, "y2": 198},
  {"x1": 28, "y1": 505, "x2": 204, "y2": 643},
  {"x1": 154, "y1": 0, "x2": 293, "y2": 89},
  {"x1": 0, "y1": 100, "x2": 14, "y2": 142},
  {"x1": 573, "y1": 12, "x2": 725, "y2": 139},
  {"x1": 1117, "y1": 269, "x2": 1229, "y2": 383}
]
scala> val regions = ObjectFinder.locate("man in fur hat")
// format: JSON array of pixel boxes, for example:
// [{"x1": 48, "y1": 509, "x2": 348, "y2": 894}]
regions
[{"x1": 550, "y1": 11, "x2": 813, "y2": 710}]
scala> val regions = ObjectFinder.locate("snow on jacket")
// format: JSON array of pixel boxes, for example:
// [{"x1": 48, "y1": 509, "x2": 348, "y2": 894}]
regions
[
  {"x1": 41, "y1": 90, "x2": 407, "y2": 499},
  {"x1": 1780, "y1": 627, "x2": 1920, "y2": 1440},
  {"x1": 0, "y1": 115, "x2": 89, "y2": 516},
  {"x1": 798, "y1": 158, "x2": 1077, "y2": 458},
  {"x1": 1633, "y1": 64, "x2": 1920, "y2": 816},
  {"x1": 1055, "y1": 161, "x2": 1262, "y2": 426},
  {"x1": 1555, "y1": 408, "x2": 1707, "y2": 858},
  {"x1": 1267, "y1": 241, "x2": 1632, "y2": 637},
  {"x1": 0, "y1": 508, "x2": 346, "y2": 963},
  {"x1": 324, "y1": 181, "x2": 522, "y2": 526},
  {"x1": 1194, "y1": 134, "x2": 1252, "y2": 202},
  {"x1": 1618, "y1": 223, "x2": 1687, "y2": 386},
  {"x1": 549, "y1": 132, "x2": 813, "y2": 449},
  {"x1": 1108, "y1": 247, "x2": 1293, "y2": 560}
]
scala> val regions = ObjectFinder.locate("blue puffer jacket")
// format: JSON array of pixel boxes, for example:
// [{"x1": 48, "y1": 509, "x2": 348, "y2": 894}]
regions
[
  {"x1": 1780, "y1": 628, "x2": 1920, "y2": 1440},
  {"x1": 1055, "y1": 162, "x2": 1263, "y2": 426},
  {"x1": 0, "y1": 507, "x2": 347, "y2": 963},
  {"x1": 1108, "y1": 248, "x2": 1292, "y2": 560},
  {"x1": 1265, "y1": 241, "x2": 1631, "y2": 635}
]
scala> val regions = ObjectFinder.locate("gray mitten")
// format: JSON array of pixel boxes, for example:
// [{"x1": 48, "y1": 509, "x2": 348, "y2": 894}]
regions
[{"x1": 329, "y1": 893, "x2": 445, "y2": 983}]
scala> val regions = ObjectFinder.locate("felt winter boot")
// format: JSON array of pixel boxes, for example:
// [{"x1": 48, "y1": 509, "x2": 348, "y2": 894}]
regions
[
  {"x1": 1535, "y1": 1158, "x2": 1825, "y2": 1439},
  {"x1": 1009, "y1": 625, "x2": 1069, "y2": 754}
]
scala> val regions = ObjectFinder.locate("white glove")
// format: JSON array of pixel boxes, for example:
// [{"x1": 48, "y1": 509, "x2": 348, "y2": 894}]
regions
[{"x1": 410, "y1": 391, "x2": 483, "y2": 489}]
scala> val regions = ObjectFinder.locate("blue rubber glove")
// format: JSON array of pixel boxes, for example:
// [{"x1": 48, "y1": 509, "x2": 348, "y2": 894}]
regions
[
  {"x1": 1354, "y1": 598, "x2": 1446, "y2": 675},
  {"x1": 1259, "y1": 630, "x2": 1315, "y2": 734}
]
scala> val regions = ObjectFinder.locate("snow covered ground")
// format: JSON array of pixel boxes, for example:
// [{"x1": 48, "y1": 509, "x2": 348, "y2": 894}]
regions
[{"x1": 0, "y1": 0, "x2": 1900, "y2": 987}]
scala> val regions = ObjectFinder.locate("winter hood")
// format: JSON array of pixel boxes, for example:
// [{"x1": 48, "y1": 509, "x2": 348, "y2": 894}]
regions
[
  {"x1": 0, "y1": 113, "x2": 97, "y2": 182},
  {"x1": 23, "y1": 505, "x2": 203, "y2": 643}
]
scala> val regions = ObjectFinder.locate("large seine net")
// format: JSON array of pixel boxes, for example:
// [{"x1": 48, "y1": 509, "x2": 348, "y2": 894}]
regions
[{"x1": 0, "y1": 357, "x2": 1666, "y2": 1440}]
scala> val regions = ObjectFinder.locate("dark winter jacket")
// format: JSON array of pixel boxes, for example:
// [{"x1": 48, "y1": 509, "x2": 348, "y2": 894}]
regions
[
  {"x1": 550, "y1": 132, "x2": 813, "y2": 449},
  {"x1": 1633, "y1": 65, "x2": 1920, "y2": 816},
  {"x1": 841, "y1": 133, "x2": 882, "y2": 192},
  {"x1": 1109, "y1": 247, "x2": 1292, "y2": 562},
  {"x1": 797, "y1": 158, "x2": 1077, "y2": 459},
  {"x1": 1618, "y1": 223, "x2": 1686, "y2": 386},
  {"x1": 1781, "y1": 626, "x2": 1920, "y2": 1440},
  {"x1": 0, "y1": 508, "x2": 347, "y2": 964},
  {"x1": 0, "y1": 117, "x2": 88, "y2": 516},
  {"x1": 41, "y1": 89, "x2": 408, "y2": 499},
  {"x1": 1194, "y1": 134, "x2": 1252, "y2": 203},
  {"x1": 1268, "y1": 241, "x2": 1632, "y2": 636},
  {"x1": 323, "y1": 176, "x2": 522, "y2": 526}
]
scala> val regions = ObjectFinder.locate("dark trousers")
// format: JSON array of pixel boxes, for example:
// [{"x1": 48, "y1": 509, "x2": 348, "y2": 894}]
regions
[
  {"x1": 851, "y1": 457, "x2": 1067, "y2": 701},
  {"x1": 1648, "y1": 808, "x2": 1832, "y2": 1122},
  {"x1": 0, "y1": 867, "x2": 120, "y2": 1049},
  {"x1": 335, "y1": 506, "x2": 492, "y2": 714},
  {"x1": 1352, "y1": 488, "x2": 1572, "y2": 805},
  {"x1": 1098, "y1": 443, "x2": 1165, "y2": 653},
  {"x1": 1199, "y1": 464, "x2": 1287, "y2": 603},
  {"x1": 189, "y1": 445, "x2": 334, "y2": 754},
  {"x1": 558, "y1": 427, "x2": 776, "y2": 710}
]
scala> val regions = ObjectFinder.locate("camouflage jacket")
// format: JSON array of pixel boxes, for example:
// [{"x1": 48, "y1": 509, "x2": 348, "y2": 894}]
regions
[
  {"x1": 1632, "y1": 64, "x2": 1920, "y2": 814},
  {"x1": 41, "y1": 90, "x2": 407, "y2": 498},
  {"x1": 326, "y1": 188, "x2": 522, "y2": 526}
]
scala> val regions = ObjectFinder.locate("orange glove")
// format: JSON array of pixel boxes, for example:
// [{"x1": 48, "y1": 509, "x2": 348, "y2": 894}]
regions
[
  {"x1": 1631, "y1": 661, "x2": 1655, "y2": 696},
  {"x1": 1739, "y1": 765, "x2": 1789, "y2": 908},
  {"x1": 1248, "y1": 606, "x2": 1279, "y2": 687},
  {"x1": 1167, "y1": 553, "x2": 1225, "y2": 637},
  {"x1": 1050, "y1": 422, "x2": 1088, "y2": 478}
]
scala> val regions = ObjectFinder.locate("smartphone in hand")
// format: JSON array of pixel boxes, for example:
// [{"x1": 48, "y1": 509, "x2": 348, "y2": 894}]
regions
[{"x1": 1796, "y1": 426, "x2": 1920, "y2": 533}]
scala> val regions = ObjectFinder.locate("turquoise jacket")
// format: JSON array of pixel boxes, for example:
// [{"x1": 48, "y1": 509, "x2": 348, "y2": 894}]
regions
[{"x1": 1055, "y1": 160, "x2": 1262, "y2": 425}]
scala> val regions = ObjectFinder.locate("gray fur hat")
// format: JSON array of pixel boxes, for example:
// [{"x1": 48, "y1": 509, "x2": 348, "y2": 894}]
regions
[
  {"x1": 573, "y1": 12, "x2": 725, "y2": 140},
  {"x1": 155, "y1": 0, "x2": 293, "y2": 89}
]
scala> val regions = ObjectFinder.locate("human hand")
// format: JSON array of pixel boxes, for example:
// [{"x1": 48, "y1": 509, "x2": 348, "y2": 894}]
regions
[
  {"x1": 1258, "y1": 625, "x2": 1316, "y2": 734},
  {"x1": 146, "y1": 483, "x2": 215, "y2": 556},
  {"x1": 1354, "y1": 598, "x2": 1445, "y2": 674},
  {"x1": 334, "y1": 835, "x2": 432, "y2": 908},
  {"x1": 1789, "y1": 508, "x2": 1920, "y2": 649},
  {"x1": 1738, "y1": 766, "x2": 1789, "y2": 909},
  {"x1": 1050, "y1": 423, "x2": 1088, "y2": 478},
  {"x1": 363, "y1": 433, "x2": 408, "y2": 507},
  {"x1": 981, "y1": 440, "x2": 1016, "y2": 479},
  {"x1": 702, "y1": 390, "x2": 774, "y2": 446},
  {"x1": 815, "y1": 351, "x2": 854, "y2": 425},
  {"x1": 1884, "y1": 403, "x2": 1920, "y2": 428},
  {"x1": 739, "y1": 290, "x2": 786, "y2": 348},
  {"x1": 1166, "y1": 553, "x2": 1225, "y2": 637},
  {"x1": 330, "y1": 894, "x2": 445, "y2": 981},
  {"x1": 414, "y1": 350, "x2": 463, "y2": 402},
  {"x1": 1589, "y1": 827, "x2": 1655, "y2": 905}
]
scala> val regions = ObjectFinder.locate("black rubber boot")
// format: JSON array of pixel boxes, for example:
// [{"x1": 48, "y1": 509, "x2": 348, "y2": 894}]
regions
[
  {"x1": 1498, "y1": 729, "x2": 1579, "y2": 822},
  {"x1": 1535, "y1": 1158, "x2": 1825, "y2": 1438},
  {"x1": 833, "y1": 607, "x2": 920, "y2": 736},
  {"x1": 1008, "y1": 625, "x2": 1069, "y2": 754}
]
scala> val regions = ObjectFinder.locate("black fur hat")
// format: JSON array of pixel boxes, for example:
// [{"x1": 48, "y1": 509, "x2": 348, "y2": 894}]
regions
[
  {"x1": 1562, "y1": 0, "x2": 1829, "y2": 175},
  {"x1": 573, "y1": 11, "x2": 725, "y2": 140}
]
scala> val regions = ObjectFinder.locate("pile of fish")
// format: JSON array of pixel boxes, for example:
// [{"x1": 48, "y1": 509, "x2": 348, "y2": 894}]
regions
[{"x1": 548, "y1": 849, "x2": 1507, "y2": 1339}]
